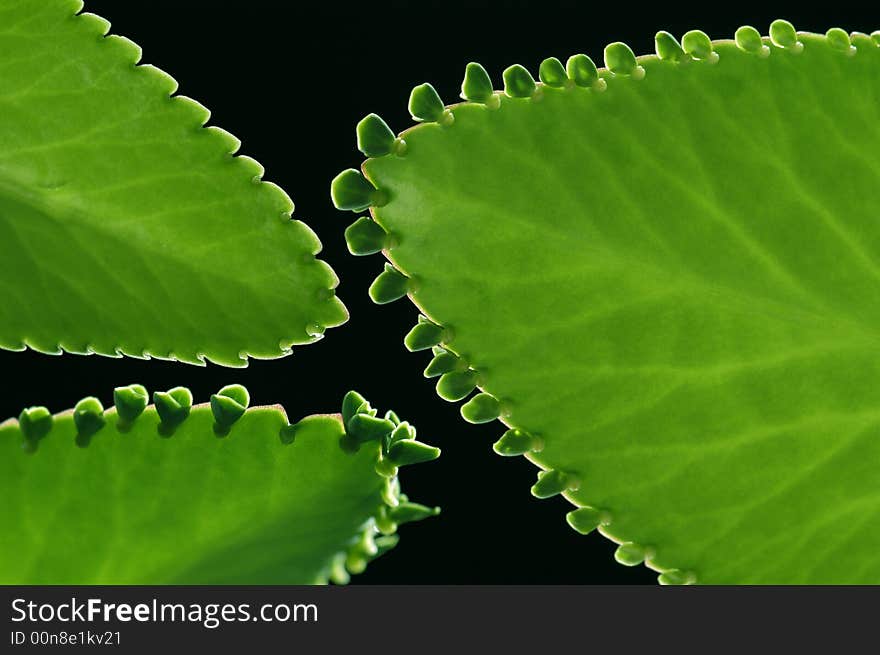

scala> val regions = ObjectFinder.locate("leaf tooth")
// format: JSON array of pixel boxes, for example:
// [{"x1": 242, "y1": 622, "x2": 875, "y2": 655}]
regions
[
  {"x1": 345, "y1": 216, "x2": 389, "y2": 256},
  {"x1": 375, "y1": 505, "x2": 397, "y2": 534},
  {"x1": 235, "y1": 155, "x2": 266, "y2": 185},
  {"x1": 77, "y1": 12, "x2": 111, "y2": 38},
  {"x1": 73, "y1": 397, "x2": 105, "y2": 446},
  {"x1": 387, "y1": 439, "x2": 440, "y2": 466},
  {"x1": 388, "y1": 421, "x2": 414, "y2": 448},
  {"x1": 153, "y1": 386, "x2": 193, "y2": 435},
  {"x1": 503, "y1": 64, "x2": 537, "y2": 98},
  {"x1": 404, "y1": 316, "x2": 445, "y2": 352},
  {"x1": 144, "y1": 349, "x2": 177, "y2": 364},
  {"x1": 436, "y1": 369, "x2": 478, "y2": 402},
  {"x1": 614, "y1": 542, "x2": 653, "y2": 567},
  {"x1": 113, "y1": 384, "x2": 148, "y2": 427},
  {"x1": 203, "y1": 126, "x2": 242, "y2": 157},
  {"x1": 769, "y1": 19, "x2": 803, "y2": 52},
  {"x1": 530, "y1": 469, "x2": 580, "y2": 499},
  {"x1": 565, "y1": 507, "x2": 610, "y2": 535},
  {"x1": 460, "y1": 392, "x2": 502, "y2": 424},
  {"x1": 329, "y1": 553, "x2": 350, "y2": 585},
  {"x1": 374, "y1": 535, "x2": 400, "y2": 558},
  {"x1": 682, "y1": 30, "x2": 719, "y2": 63},
  {"x1": 461, "y1": 62, "x2": 497, "y2": 106},
  {"x1": 368, "y1": 264, "x2": 412, "y2": 305},
  {"x1": 341, "y1": 390, "x2": 369, "y2": 427},
  {"x1": 658, "y1": 569, "x2": 697, "y2": 585},
  {"x1": 566, "y1": 54, "x2": 603, "y2": 90},
  {"x1": 423, "y1": 349, "x2": 459, "y2": 378},
  {"x1": 115, "y1": 346, "x2": 150, "y2": 360},
  {"x1": 493, "y1": 428, "x2": 543, "y2": 456},
  {"x1": 102, "y1": 34, "x2": 142, "y2": 65},
  {"x1": 539, "y1": 57, "x2": 568, "y2": 88},
  {"x1": 172, "y1": 95, "x2": 212, "y2": 129},
  {"x1": 345, "y1": 528, "x2": 379, "y2": 574},
  {"x1": 734, "y1": 26, "x2": 771, "y2": 58},
  {"x1": 382, "y1": 476, "x2": 401, "y2": 507},
  {"x1": 655, "y1": 31, "x2": 686, "y2": 62},
  {"x1": 0, "y1": 337, "x2": 25, "y2": 352},
  {"x1": 59, "y1": 341, "x2": 91, "y2": 356},
  {"x1": 409, "y1": 83, "x2": 453, "y2": 125},
  {"x1": 389, "y1": 502, "x2": 440, "y2": 524},
  {"x1": 345, "y1": 554, "x2": 367, "y2": 575},
  {"x1": 603, "y1": 42, "x2": 646, "y2": 79},
  {"x1": 850, "y1": 32, "x2": 877, "y2": 50},
  {"x1": 826, "y1": 28, "x2": 856, "y2": 56},
  {"x1": 137, "y1": 64, "x2": 179, "y2": 96},
  {"x1": 185, "y1": 352, "x2": 209, "y2": 367},
  {"x1": 359, "y1": 528, "x2": 380, "y2": 559},
  {"x1": 872, "y1": 31, "x2": 880, "y2": 46},
  {"x1": 356, "y1": 113, "x2": 396, "y2": 158},
  {"x1": 348, "y1": 414, "x2": 396, "y2": 445},
  {"x1": 217, "y1": 384, "x2": 249, "y2": 409},
  {"x1": 331, "y1": 169, "x2": 388, "y2": 212},
  {"x1": 18, "y1": 407, "x2": 53, "y2": 451},
  {"x1": 199, "y1": 349, "x2": 248, "y2": 369},
  {"x1": 23, "y1": 339, "x2": 62, "y2": 356},
  {"x1": 356, "y1": 400, "x2": 377, "y2": 418},
  {"x1": 210, "y1": 384, "x2": 250, "y2": 434},
  {"x1": 87, "y1": 344, "x2": 122, "y2": 359}
]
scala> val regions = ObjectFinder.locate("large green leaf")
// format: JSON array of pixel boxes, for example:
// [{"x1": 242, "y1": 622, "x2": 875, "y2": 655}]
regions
[
  {"x1": 334, "y1": 22, "x2": 880, "y2": 583},
  {"x1": 0, "y1": 385, "x2": 439, "y2": 583},
  {"x1": 0, "y1": 0, "x2": 346, "y2": 366}
]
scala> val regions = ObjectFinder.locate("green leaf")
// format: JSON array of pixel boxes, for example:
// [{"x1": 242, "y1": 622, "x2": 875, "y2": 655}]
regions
[
  {"x1": 0, "y1": 385, "x2": 439, "y2": 584},
  {"x1": 0, "y1": 1, "x2": 347, "y2": 367},
  {"x1": 336, "y1": 25, "x2": 880, "y2": 583}
]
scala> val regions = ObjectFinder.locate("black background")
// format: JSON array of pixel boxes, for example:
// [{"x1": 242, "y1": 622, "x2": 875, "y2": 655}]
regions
[{"x1": 3, "y1": 1, "x2": 875, "y2": 584}]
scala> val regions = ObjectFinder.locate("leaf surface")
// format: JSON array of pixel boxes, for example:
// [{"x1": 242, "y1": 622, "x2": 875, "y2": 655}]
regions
[
  {"x1": 0, "y1": 0, "x2": 346, "y2": 366},
  {"x1": 337, "y1": 26, "x2": 880, "y2": 583}
]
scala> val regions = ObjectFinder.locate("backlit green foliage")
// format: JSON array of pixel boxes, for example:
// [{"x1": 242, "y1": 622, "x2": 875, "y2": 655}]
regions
[
  {"x1": 335, "y1": 22, "x2": 880, "y2": 584},
  {"x1": 0, "y1": 0, "x2": 346, "y2": 367},
  {"x1": 0, "y1": 386, "x2": 439, "y2": 584}
]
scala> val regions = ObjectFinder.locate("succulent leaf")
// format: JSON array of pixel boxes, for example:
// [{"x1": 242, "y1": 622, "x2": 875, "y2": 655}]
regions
[
  {"x1": 336, "y1": 24, "x2": 880, "y2": 583},
  {"x1": 0, "y1": 1, "x2": 347, "y2": 366}
]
